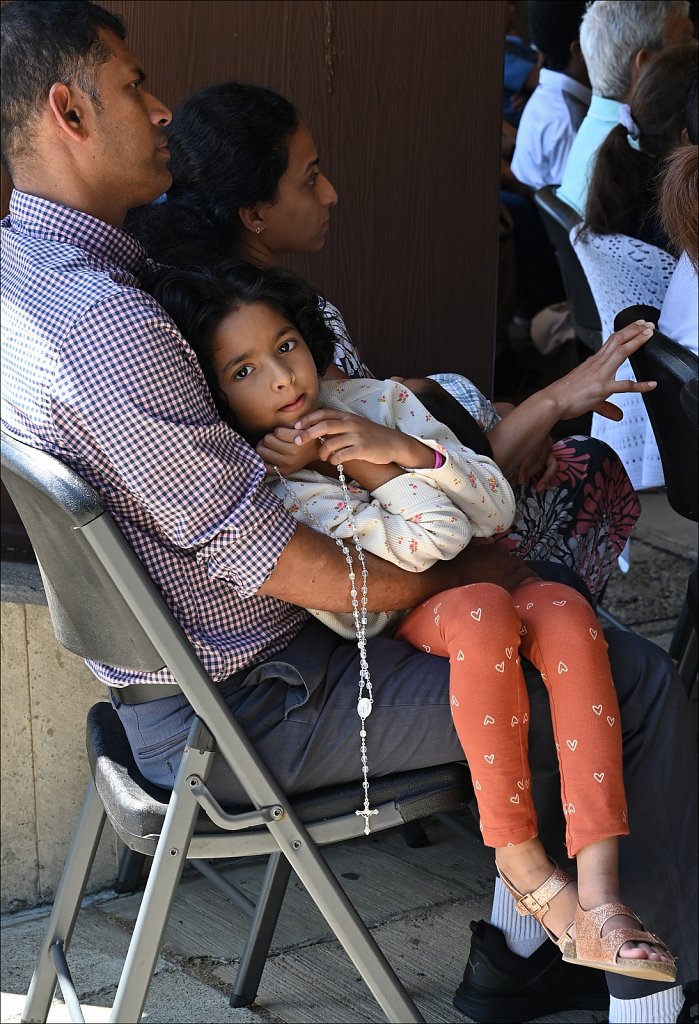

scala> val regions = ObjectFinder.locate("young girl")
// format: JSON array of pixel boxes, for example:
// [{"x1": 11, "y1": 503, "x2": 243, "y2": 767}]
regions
[{"x1": 147, "y1": 261, "x2": 676, "y2": 983}]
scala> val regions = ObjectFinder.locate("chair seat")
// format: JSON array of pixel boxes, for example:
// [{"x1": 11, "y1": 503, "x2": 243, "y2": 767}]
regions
[{"x1": 88, "y1": 701, "x2": 474, "y2": 855}]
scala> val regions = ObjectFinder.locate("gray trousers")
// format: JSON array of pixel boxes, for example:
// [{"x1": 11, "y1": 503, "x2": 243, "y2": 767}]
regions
[{"x1": 114, "y1": 619, "x2": 698, "y2": 998}]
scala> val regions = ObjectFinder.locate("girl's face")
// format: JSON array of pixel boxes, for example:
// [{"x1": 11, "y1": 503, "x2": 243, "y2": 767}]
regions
[
  {"x1": 246, "y1": 122, "x2": 338, "y2": 261},
  {"x1": 211, "y1": 301, "x2": 320, "y2": 439}
]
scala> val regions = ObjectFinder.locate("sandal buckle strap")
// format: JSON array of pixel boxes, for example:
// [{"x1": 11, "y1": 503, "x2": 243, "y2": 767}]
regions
[{"x1": 517, "y1": 891, "x2": 549, "y2": 917}]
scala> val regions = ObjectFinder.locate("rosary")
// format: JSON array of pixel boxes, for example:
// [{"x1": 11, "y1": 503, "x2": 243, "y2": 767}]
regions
[{"x1": 274, "y1": 458, "x2": 378, "y2": 834}]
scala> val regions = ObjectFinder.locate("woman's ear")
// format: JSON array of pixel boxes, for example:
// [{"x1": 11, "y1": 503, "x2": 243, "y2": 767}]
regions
[
  {"x1": 47, "y1": 82, "x2": 90, "y2": 143},
  {"x1": 239, "y1": 205, "x2": 265, "y2": 235}
]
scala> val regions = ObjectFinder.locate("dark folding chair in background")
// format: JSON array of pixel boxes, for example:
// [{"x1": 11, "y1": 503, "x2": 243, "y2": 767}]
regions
[
  {"x1": 615, "y1": 304, "x2": 699, "y2": 699},
  {"x1": 1, "y1": 429, "x2": 476, "y2": 1024},
  {"x1": 534, "y1": 185, "x2": 603, "y2": 353}
]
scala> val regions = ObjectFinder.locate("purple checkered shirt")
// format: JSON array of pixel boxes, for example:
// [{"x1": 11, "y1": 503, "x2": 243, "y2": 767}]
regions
[{"x1": 1, "y1": 191, "x2": 310, "y2": 687}]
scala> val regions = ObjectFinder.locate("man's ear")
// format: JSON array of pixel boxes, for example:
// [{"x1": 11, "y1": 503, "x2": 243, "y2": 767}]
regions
[
  {"x1": 47, "y1": 82, "x2": 90, "y2": 142},
  {"x1": 239, "y1": 204, "x2": 265, "y2": 234},
  {"x1": 633, "y1": 47, "x2": 652, "y2": 76}
]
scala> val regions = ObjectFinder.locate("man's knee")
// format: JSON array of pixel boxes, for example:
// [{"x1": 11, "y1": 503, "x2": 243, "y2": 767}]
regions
[{"x1": 605, "y1": 629, "x2": 684, "y2": 717}]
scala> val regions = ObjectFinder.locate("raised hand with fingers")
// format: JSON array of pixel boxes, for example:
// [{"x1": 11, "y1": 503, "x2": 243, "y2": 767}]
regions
[
  {"x1": 486, "y1": 320, "x2": 657, "y2": 479},
  {"x1": 548, "y1": 319, "x2": 657, "y2": 422}
]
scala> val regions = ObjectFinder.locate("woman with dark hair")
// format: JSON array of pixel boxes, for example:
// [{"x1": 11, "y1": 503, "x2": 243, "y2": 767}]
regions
[
  {"x1": 583, "y1": 44, "x2": 697, "y2": 248},
  {"x1": 128, "y1": 80, "x2": 642, "y2": 603},
  {"x1": 129, "y1": 83, "x2": 306, "y2": 266},
  {"x1": 127, "y1": 82, "x2": 363, "y2": 376}
]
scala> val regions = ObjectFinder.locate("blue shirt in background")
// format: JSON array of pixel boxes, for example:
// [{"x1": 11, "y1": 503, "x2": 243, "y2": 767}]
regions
[
  {"x1": 503, "y1": 34, "x2": 538, "y2": 127},
  {"x1": 557, "y1": 95, "x2": 622, "y2": 217}
]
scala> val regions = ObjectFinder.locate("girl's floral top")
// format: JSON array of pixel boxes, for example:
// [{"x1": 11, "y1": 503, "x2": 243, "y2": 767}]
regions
[{"x1": 267, "y1": 377, "x2": 515, "y2": 639}]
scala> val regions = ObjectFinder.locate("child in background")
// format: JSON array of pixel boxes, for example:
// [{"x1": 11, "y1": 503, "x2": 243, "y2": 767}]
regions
[{"x1": 147, "y1": 261, "x2": 675, "y2": 982}]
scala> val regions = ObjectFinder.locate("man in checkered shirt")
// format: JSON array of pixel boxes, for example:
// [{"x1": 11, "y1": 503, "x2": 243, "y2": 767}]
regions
[{"x1": 1, "y1": 5, "x2": 696, "y2": 1022}]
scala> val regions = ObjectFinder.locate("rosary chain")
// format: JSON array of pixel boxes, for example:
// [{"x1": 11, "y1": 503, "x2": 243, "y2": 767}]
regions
[{"x1": 274, "y1": 461, "x2": 378, "y2": 833}]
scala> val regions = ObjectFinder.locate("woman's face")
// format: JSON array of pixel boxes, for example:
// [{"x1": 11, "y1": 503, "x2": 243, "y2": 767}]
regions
[{"x1": 248, "y1": 122, "x2": 338, "y2": 261}]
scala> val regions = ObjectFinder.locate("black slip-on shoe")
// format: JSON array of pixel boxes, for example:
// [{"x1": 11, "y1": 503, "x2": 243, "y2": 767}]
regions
[
  {"x1": 453, "y1": 919, "x2": 609, "y2": 1023},
  {"x1": 677, "y1": 982, "x2": 698, "y2": 1023}
]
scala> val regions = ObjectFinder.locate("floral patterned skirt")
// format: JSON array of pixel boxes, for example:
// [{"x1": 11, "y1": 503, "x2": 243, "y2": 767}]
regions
[{"x1": 497, "y1": 436, "x2": 641, "y2": 600}]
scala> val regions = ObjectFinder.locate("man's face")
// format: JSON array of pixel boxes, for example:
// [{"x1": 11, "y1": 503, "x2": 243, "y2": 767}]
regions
[{"x1": 82, "y1": 32, "x2": 172, "y2": 222}]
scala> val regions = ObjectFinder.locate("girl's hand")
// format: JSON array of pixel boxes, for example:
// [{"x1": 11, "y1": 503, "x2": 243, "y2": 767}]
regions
[
  {"x1": 293, "y1": 407, "x2": 434, "y2": 468},
  {"x1": 257, "y1": 427, "x2": 320, "y2": 475},
  {"x1": 549, "y1": 319, "x2": 657, "y2": 421}
]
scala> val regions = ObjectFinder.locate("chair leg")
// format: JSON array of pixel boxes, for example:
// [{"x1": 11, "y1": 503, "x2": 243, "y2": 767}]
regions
[
  {"x1": 274, "y1": 820, "x2": 425, "y2": 1022},
  {"x1": 398, "y1": 821, "x2": 431, "y2": 848},
  {"x1": 23, "y1": 779, "x2": 107, "y2": 1024},
  {"x1": 677, "y1": 626, "x2": 698, "y2": 698},
  {"x1": 229, "y1": 852, "x2": 292, "y2": 1007},
  {"x1": 669, "y1": 596, "x2": 692, "y2": 661},
  {"x1": 114, "y1": 849, "x2": 148, "y2": 894},
  {"x1": 108, "y1": 742, "x2": 214, "y2": 1023}
]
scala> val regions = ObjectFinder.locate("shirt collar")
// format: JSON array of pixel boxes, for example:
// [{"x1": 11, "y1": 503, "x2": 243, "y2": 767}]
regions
[
  {"x1": 587, "y1": 95, "x2": 622, "y2": 123},
  {"x1": 7, "y1": 190, "x2": 150, "y2": 278},
  {"x1": 538, "y1": 68, "x2": 592, "y2": 106}
]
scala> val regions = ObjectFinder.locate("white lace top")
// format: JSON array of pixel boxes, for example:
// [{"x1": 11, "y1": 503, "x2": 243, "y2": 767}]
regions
[{"x1": 570, "y1": 228, "x2": 677, "y2": 490}]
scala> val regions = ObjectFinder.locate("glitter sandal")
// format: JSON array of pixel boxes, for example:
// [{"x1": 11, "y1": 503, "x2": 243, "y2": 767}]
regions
[
  {"x1": 564, "y1": 902, "x2": 677, "y2": 983},
  {"x1": 496, "y1": 860, "x2": 577, "y2": 958}
]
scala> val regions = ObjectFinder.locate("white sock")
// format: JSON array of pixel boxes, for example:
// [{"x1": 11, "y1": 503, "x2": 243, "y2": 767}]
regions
[
  {"x1": 489, "y1": 877, "x2": 547, "y2": 959},
  {"x1": 608, "y1": 987, "x2": 684, "y2": 1023}
]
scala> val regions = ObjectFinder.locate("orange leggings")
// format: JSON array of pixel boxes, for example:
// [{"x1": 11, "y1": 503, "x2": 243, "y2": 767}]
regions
[{"x1": 395, "y1": 579, "x2": 628, "y2": 857}]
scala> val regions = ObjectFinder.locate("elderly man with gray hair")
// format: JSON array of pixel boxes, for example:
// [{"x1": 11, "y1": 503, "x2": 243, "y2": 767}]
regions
[{"x1": 557, "y1": 0, "x2": 694, "y2": 216}]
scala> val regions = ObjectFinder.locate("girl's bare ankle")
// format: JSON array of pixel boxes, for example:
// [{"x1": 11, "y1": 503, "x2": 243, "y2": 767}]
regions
[
  {"x1": 496, "y1": 842, "x2": 555, "y2": 890},
  {"x1": 576, "y1": 869, "x2": 620, "y2": 910}
]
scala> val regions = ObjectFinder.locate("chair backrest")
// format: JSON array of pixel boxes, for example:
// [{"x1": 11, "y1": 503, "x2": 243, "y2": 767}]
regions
[
  {"x1": 613, "y1": 307, "x2": 699, "y2": 522},
  {"x1": 570, "y1": 228, "x2": 677, "y2": 340},
  {"x1": 0, "y1": 429, "x2": 296, "y2": 810},
  {"x1": 0, "y1": 433, "x2": 163, "y2": 670},
  {"x1": 533, "y1": 185, "x2": 602, "y2": 351}
]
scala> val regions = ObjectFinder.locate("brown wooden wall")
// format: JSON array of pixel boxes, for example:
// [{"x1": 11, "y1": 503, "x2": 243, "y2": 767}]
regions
[{"x1": 1, "y1": 0, "x2": 506, "y2": 552}]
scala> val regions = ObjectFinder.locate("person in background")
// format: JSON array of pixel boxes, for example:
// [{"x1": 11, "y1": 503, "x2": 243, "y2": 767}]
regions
[
  {"x1": 511, "y1": 0, "x2": 590, "y2": 192},
  {"x1": 499, "y1": 0, "x2": 563, "y2": 342},
  {"x1": 502, "y1": 0, "x2": 542, "y2": 129},
  {"x1": 658, "y1": 64, "x2": 699, "y2": 353},
  {"x1": 558, "y1": 0, "x2": 694, "y2": 217},
  {"x1": 582, "y1": 43, "x2": 696, "y2": 250}
]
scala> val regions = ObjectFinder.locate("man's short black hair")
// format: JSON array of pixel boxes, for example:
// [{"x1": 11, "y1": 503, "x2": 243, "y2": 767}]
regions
[
  {"x1": 1, "y1": 0, "x2": 125, "y2": 171},
  {"x1": 528, "y1": 0, "x2": 587, "y2": 72}
]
